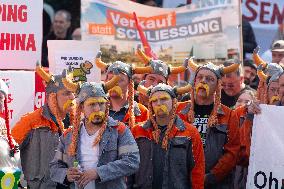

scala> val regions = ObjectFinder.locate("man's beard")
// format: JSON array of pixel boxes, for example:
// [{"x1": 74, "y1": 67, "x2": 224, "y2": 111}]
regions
[
  {"x1": 87, "y1": 112, "x2": 106, "y2": 124},
  {"x1": 109, "y1": 86, "x2": 124, "y2": 99}
]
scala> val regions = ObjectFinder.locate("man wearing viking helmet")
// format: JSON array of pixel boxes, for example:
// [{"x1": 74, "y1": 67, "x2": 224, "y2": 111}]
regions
[
  {"x1": 11, "y1": 63, "x2": 76, "y2": 189},
  {"x1": 50, "y1": 78, "x2": 140, "y2": 189},
  {"x1": 253, "y1": 47, "x2": 284, "y2": 105},
  {"x1": 0, "y1": 80, "x2": 21, "y2": 189},
  {"x1": 177, "y1": 59, "x2": 241, "y2": 188},
  {"x1": 136, "y1": 49, "x2": 187, "y2": 106},
  {"x1": 95, "y1": 51, "x2": 152, "y2": 128},
  {"x1": 130, "y1": 83, "x2": 204, "y2": 189}
]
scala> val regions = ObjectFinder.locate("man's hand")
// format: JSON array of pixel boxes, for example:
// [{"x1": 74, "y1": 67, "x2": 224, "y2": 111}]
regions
[
  {"x1": 66, "y1": 167, "x2": 82, "y2": 182},
  {"x1": 77, "y1": 169, "x2": 99, "y2": 188},
  {"x1": 247, "y1": 100, "x2": 261, "y2": 114}
]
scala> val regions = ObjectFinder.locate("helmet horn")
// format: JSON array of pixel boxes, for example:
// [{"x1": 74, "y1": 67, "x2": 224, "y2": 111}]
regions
[
  {"x1": 62, "y1": 70, "x2": 79, "y2": 93},
  {"x1": 137, "y1": 49, "x2": 151, "y2": 65},
  {"x1": 253, "y1": 46, "x2": 267, "y2": 67},
  {"x1": 104, "y1": 75, "x2": 120, "y2": 91},
  {"x1": 175, "y1": 84, "x2": 192, "y2": 95},
  {"x1": 187, "y1": 57, "x2": 199, "y2": 71},
  {"x1": 95, "y1": 51, "x2": 108, "y2": 71},
  {"x1": 36, "y1": 61, "x2": 52, "y2": 82}
]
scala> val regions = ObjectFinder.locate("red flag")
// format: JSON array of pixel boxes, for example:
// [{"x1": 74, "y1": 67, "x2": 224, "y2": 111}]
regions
[{"x1": 133, "y1": 12, "x2": 158, "y2": 59}]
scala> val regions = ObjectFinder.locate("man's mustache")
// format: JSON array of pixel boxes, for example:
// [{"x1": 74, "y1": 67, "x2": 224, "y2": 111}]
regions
[
  {"x1": 109, "y1": 86, "x2": 123, "y2": 98},
  {"x1": 153, "y1": 105, "x2": 169, "y2": 115},
  {"x1": 270, "y1": 96, "x2": 280, "y2": 104},
  {"x1": 87, "y1": 111, "x2": 106, "y2": 123},
  {"x1": 195, "y1": 83, "x2": 210, "y2": 97},
  {"x1": 63, "y1": 100, "x2": 75, "y2": 111}
]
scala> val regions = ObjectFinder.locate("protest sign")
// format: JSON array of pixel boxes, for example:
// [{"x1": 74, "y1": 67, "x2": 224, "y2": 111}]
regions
[
  {"x1": 0, "y1": 1, "x2": 42, "y2": 69},
  {"x1": 0, "y1": 71, "x2": 35, "y2": 127},
  {"x1": 242, "y1": 0, "x2": 284, "y2": 55},
  {"x1": 81, "y1": 0, "x2": 241, "y2": 64},
  {"x1": 247, "y1": 105, "x2": 284, "y2": 189},
  {"x1": 48, "y1": 40, "x2": 101, "y2": 82}
]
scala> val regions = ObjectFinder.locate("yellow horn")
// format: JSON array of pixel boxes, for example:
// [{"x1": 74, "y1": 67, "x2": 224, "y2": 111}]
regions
[
  {"x1": 104, "y1": 75, "x2": 120, "y2": 91},
  {"x1": 36, "y1": 62, "x2": 52, "y2": 82},
  {"x1": 133, "y1": 66, "x2": 153, "y2": 74},
  {"x1": 257, "y1": 69, "x2": 268, "y2": 81},
  {"x1": 253, "y1": 47, "x2": 267, "y2": 67},
  {"x1": 137, "y1": 85, "x2": 149, "y2": 96},
  {"x1": 62, "y1": 72, "x2": 79, "y2": 93},
  {"x1": 187, "y1": 58, "x2": 198, "y2": 71},
  {"x1": 95, "y1": 58, "x2": 108, "y2": 71},
  {"x1": 176, "y1": 84, "x2": 192, "y2": 95},
  {"x1": 95, "y1": 52, "x2": 108, "y2": 71},
  {"x1": 137, "y1": 49, "x2": 151, "y2": 65},
  {"x1": 170, "y1": 66, "x2": 186, "y2": 74},
  {"x1": 222, "y1": 63, "x2": 240, "y2": 74}
]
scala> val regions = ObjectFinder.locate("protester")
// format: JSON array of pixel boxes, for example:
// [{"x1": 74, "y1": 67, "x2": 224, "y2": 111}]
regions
[
  {"x1": 42, "y1": 10, "x2": 72, "y2": 67},
  {"x1": 253, "y1": 48, "x2": 284, "y2": 105},
  {"x1": 177, "y1": 59, "x2": 241, "y2": 188},
  {"x1": 95, "y1": 51, "x2": 151, "y2": 128},
  {"x1": 271, "y1": 40, "x2": 284, "y2": 64},
  {"x1": 0, "y1": 80, "x2": 21, "y2": 189},
  {"x1": 233, "y1": 89, "x2": 257, "y2": 189},
  {"x1": 243, "y1": 59, "x2": 258, "y2": 90},
  {"x1": 50, "y1": 77, "x2": 140, "y2": 189},
  {"x1": 11, "y1": 64, "x2": 76, "y2": 189},
  {"x1": 221, "y1": 59, "x2": 254, "y2": 108},
  {"x1": 136, "y1": 49, "x2": 186, "y2": 106},
  {"x1": 130, "y1": 83, "x2": 204, "y2": 189}
]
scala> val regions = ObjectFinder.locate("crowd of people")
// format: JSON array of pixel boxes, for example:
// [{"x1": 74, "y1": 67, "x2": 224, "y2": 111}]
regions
[
  {"x1": 0, "y1": 43, "x2": 283, "y2": 188},
  {"x1": 1, "y1": 1, "x2": 284, "y2": 189}
]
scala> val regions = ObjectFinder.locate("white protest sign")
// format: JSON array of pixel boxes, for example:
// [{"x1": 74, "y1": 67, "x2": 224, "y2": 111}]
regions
[
  {"x1": 0, "y1": 71, "x2": 35, "y2": 127},
  {"x1": 0, "y1": 1, "x2": 42, "y2": 69},
  {"x1": 247, "y1": 104, "x2": 284, "y2": 189},
  {"x1": 48, "y1": 40, "x2": 101, "y2": 82}
]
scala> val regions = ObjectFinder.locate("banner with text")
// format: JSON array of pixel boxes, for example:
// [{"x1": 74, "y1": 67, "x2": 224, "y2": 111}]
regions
[
  {"x1": 0, "y1": 71, "x2": 35, "y2": 127},
  {"x1": 0, "y1": 1, "x2": 43, "y2": 69},
  {"x1": 81, "y1": 0, "x2": 241, "y2": 64},
  {"x1": 242, "y1": 0, "x2": 284, "y2": 56},
  {"x1": 247, "y1": 105, "x2": 284, "y2": 189},
  {"x1": 48, "y1": 40, "x2": 101, "y2": 82}
]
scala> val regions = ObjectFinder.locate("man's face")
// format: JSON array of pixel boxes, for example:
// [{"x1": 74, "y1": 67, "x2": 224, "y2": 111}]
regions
[
  {"x1": 278, "y1": 74, "x2": 284, "y2": 105},
  {"x1": 56, "y1": 89, "x2": 75, "y2": 114},
  {"x1": 150, "y1": 91, "x2": 173, "y2": 118},
  {"x1": 144, "y1": 74, "x2": 167, "y2": 88},
  {"x1": 106, "y1": 72, "x2": 129, "y2": 98},
  {"x1": 243, "y1": 66, "x2": 256, "y2": 85},
  {"x1": 272, "y1": 51, "x2": 284, "y2": 64},
  {"x1": 83, "y1": 97, "x2": 107, "y2": 125},
  {"x1": 53, "y1": 13, "x2": 71, "y2": 37},
  {"x1": 0, "y1": 92, "x2": 5, "y2": 112},
  {"x1": 194, "y1": 69, "x2": 218, "y2": 99},
  {"x1": 132, "y1": 74, "x2": 145, "y2": 86},
  {"x1": 221, "y1": 72, "x2": 243, "y2": 96},
  {"x1": 267, "y1": 81, "x2": 280, "y2": 105}
]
